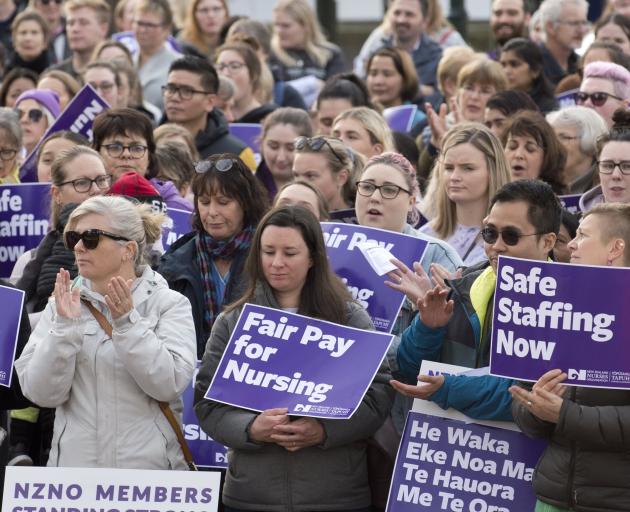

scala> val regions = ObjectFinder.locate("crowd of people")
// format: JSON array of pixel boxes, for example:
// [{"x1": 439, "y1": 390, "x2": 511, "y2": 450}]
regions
[{"x1": 0, "y1": 0, "x2": 629, "y2": 510}]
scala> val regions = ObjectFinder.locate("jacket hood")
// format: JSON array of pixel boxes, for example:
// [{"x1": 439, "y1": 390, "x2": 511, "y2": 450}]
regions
[
  {"x1": 579, "y1": 184, "x2": 603, "y2": 212},
  {"x1": 195, "y1": 109, "x2": 229, "y2": 148}
]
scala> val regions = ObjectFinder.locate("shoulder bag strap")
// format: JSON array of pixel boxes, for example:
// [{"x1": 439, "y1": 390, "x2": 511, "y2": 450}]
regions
[{"x1": 81, "y1": 300, "x2": 198, "y2": 471}]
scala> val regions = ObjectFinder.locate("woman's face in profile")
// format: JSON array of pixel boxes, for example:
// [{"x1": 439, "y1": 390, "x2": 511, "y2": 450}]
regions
[
  {"x1": 260, "y1": 224, "x2": 312, "y2": 296},
  {"x1": 275, "y1": 183, "x2": 322, "y2": 219}
]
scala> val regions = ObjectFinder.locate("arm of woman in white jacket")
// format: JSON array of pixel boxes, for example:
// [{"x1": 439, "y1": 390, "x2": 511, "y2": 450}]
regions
[
  {"x1": 111, "y1": 287, "x2": 196, "y2": 402},
  {"x1": 15, "y1": 299, "x2": 84, "y2": 408}
]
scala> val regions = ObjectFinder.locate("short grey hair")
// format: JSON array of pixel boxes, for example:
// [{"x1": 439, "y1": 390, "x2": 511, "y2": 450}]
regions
[
  {"x1": 66, "y1": 195, "x2": 165, "y2": 275},
  {"x1": 539, "y1": 0, "x2": 587, "y2": 28},
  {"x1": 546, "y1": 106, "x2": 608, "y2": 156},
  {"x1": 0, "y1": 108, "x2": 22, "y2": 148}
]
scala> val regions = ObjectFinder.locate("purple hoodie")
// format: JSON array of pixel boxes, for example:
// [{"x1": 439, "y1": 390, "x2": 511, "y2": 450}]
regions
[{"x1": 150, "y1": 179, "x2": 193, "y2": 212}]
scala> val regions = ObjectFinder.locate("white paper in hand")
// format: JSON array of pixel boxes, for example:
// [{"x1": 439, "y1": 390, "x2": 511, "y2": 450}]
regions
[{"x1": 358, "y1": 242, "x2": 397, "y2": 276}]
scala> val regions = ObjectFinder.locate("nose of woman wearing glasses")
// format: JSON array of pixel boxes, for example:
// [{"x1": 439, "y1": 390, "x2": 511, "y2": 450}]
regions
[{"x1": 99, "y1": 137, "x2": 150, "y2": 180}]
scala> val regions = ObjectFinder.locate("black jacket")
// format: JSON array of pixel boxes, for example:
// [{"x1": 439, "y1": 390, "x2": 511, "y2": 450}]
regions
[
  {"x1": 234, "y1": 102, "x2": 278, "y2": 124},
  {"x1": 158, "y1": 231, "x2": 251, "y2": 358},
  {"x1": 513, "y1": 385, "x2": 630, "y2": 511},
  {"x1": 194, "y1": 109, "x2": 250, "y2": 160}
]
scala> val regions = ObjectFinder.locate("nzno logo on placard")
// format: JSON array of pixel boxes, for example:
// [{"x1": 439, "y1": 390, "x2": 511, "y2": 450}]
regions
[
  {"x1": 568, "y1": 368, "x2": 586, "y2": 380},
  {"x1": 294, "y1": 404, "x2": 311, "y2": 412}
]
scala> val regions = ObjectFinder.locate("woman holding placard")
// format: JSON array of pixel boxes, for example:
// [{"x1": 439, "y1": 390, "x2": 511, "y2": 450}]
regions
[
  {"x1": 421, "y1": 123, "x2": 512, "y2": 266},
  {"x1": 194, "y1": 205, "x2": 393, "y2": 511},
  {"x1": 510, "y1": 202, "x2": 630, "y2": 512},
  {"x1": 15, "y1": 195, "x2": 196, "y2": 469}
]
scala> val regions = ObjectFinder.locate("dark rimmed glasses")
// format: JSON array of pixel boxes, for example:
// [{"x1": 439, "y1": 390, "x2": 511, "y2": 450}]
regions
[
  {"x1": 195, "y1": 158, "x2": 238, "y2": 174},
  {"x1": 0, "y1": 148, "x2": 17, "y2": 161},
  {"x1": 356, "y1": 180, "x2": 411, "y2": 199},
  {"x1": 575, "y1": 91, "x2": 623, "y2": 107},
  {"x1": 294, "y1": 136, "x2": 347, "y2": 166},
  {"x1": 481, "y1": 226, "x2": 542, "y2": 246},
  {"x1": 58, "y1": 175, "x2": 112, "y2": 193},
  {"x1": 598, "y1": 160, "x2": 630, "y2": 175},
  {"x1": 101, "y1": 143, "x2": 148, "y2": 159},
  {"x1": 64, "y1": 229, "x2": 131, "y2": 251},
  {"x1": 162, "y1": 83, "x2": 212, "y2": 100}
]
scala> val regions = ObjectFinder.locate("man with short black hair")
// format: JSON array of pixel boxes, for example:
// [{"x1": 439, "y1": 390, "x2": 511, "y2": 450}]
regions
[
  {"x1": 163, "y1": 56, "x2": 256, "y2": 170},
  {"x1": 392, "y1": 180, "x2": 561, "y2": 421}
]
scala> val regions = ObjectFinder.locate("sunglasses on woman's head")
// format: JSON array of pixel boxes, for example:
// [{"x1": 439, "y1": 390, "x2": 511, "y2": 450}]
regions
[
  {"x1": 15, "y1": 108, "x2": 44, "y2": 123},
  {"x1": 575, "y1": 91, "x2": 623, "y2": 107},
  {"x1": 294, "y1": 136, "x2": 347, "y2": 166},
  {"x1": 195, "y1": 158, "x2": 237, "y2": 174},
  {"x1": 64, "y1": 229, "x2": 131, "y2": 251},
  {"x1": 481, "y1": 226, "x2": 541, "y2": 246}
]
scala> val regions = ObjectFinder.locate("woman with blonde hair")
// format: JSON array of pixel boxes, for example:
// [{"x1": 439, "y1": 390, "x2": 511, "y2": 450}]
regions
[
  {"x1": 37, "y1": 70, "x2": 81, "y2": 111},
  {"x1": 421, "y1": 122, "x2": 512, "y2": 265},
  {"x1": 292, "y1": 135, "x2": 365, "y2": 212},
  {"x1": 332, "y1": 106, "x2": 395, "y2": 158},
  {"x1": 178, "y1": 0, "x2": 228, "y2": 60},
  {"x1": 270, "y1": 0, "x2": 345, "y2": 83},
  {"x1": 154, "y1": 123, "x2": 200, "y2": 161}
]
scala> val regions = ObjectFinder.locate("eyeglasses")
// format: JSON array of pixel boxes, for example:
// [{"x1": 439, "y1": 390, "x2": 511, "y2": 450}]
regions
[
  {"x1": 556, "y1": 134, "x2": 579, "y2": 142},
  {"x1": 294, "y1": 136, "x2": 347, "y2": 166},
  {"x1": 64, "y1": 229, "x2": 131, "y2": 251},
  {"x1": 58, "y1": 175, "x2": 112, "y2": 193},
  {"x1": 133, "y1": 19, "x2": 164, "y2": 30},
  {"x1": 162, "y1": 83, "x2": 211, "y2": 100},
  {"x1": 216, "y1": 62, "x2": 246, "y2": 73},
  {"x1": 356, "y1": 180, "x2": 411, "y2": 199},
  {"x1": 0, "y1": 148, "x2": 17, "y2": 161},
  {"x1": 196, "y1": 6, "x2": 224, "y2": 15},
  {"x1": 557, "y1": 20, "x2": 590, "y2": 28},
  {"x1": 195, "y1": 158, "x2": 237, "y2": 174},
  {"x1": 575, "y1": 91, "x2": 623, "y2": 107},
  {"x1": 15, "y1": 108, "x2": 44, "y2": 123},
  {"x1": 598, "y1": 160, "x2": 630, "y2": 175},
  {"x1": 39, "y1": 0, "x2": 63, "y2": 4},
  {"x1": 101, "y1": 143, "x2": 148, "y2": 159},
  {"x1": 481, "y1": 226, "x2": 542, "y2": 246}
]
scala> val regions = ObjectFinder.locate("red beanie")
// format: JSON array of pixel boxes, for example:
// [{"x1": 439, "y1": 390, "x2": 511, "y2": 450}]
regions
[{"x1": 109, "y1": 172, "x2": 166, "y2": 213}]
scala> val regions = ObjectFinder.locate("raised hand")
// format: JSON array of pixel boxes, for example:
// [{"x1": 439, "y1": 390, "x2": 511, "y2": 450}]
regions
[
  {"x1": 54, "y1": 268, "x2": 81, "y2": 318},
  {"x1": 417, "y1": 285, "x2": 454, "y2": 329},
  {"x1": 104, "y1": 276, "x2": 135, "y2": 320},
  {"x1": 429, "y1": 263, "x2": 462, "y2": 289},
  {"x1": 426, "y1": 102, "x2": 449, "y2": 148},
  {"x1": 390, "y1": 374, "x2": 445, "y2": 400},
  {"x1": 385, "y1": 258, "x2": 434, "y2": 304}
]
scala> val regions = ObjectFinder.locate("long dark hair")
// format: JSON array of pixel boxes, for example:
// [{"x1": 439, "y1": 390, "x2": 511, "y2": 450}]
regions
[
  {"x1": 502, "y1": 38, "x2": 555, "y2": 102},
  {"x1": 227, "y1": 205, "x2": 352, "y2": 324}
]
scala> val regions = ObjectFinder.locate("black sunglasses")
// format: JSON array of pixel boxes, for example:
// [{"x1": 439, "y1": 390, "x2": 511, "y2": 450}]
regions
[
  {"x1": 195, "y1": 158, "x2": 237, "y2": 174},
  {"x1": 64, "y1": 229, "x2": 131, "y2": 251},
  {"x1": 39, "y1": 0, "x2": 63, "y2": 4},
  {"x1": 575, "y1": 91, "x2": 623, "y2": 107},
  {"x1": 15, "y1": 108, "x2": 44, "y2": 123},
  {"x1": 481, "y1": 226, "x2": 541, "y2": 246},
  {"x1": 294, "y1": 136, "x2": 348, "y2": 166}
]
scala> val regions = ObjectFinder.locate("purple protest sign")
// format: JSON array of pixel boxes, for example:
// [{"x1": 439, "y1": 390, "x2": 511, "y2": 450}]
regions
[
  {"x1": 0, "y1": 183, "x2": 51, "y2": 278},
  {"x1": 559, "y1": 194, "x2": 581, "y2": 215},
  {"x1": 383, "y1": 105, "x2": 418, "y2": 133},
  {"x1": 0, "y1": 285, "x2": 25, "y2": 387},
  {"x1": 19, "y1": 84, "x2": 109, "y2": 182},
  {"x1": 162, "y1": 208, "x2": 193, "y2": 250},
  {"x1": 386, "y1": 411, "x2": 545, "y2": 511},
  {"x1": 329, "y1": 208, "x2": 358, "y2": 224},
  {"x1": 229, "y1": 123, "x2": 261, "y2": 153},
  {"x1": 491, "y1": 256, "x2": 630, "y2": 389},
  {"x1": 205, "y1": 303, "x2": 393, "y2": 419},
  {"x1": 182, "y1": 361, "x2": 227, "y2": 468},
  {"x1": 321, "y1": 222, "x2": 427, "y2": 332}
]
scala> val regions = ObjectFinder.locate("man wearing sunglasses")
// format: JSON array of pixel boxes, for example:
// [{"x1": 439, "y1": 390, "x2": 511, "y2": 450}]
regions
[
  {"x1": 391, "y1": 180, "x2": 561, "y2": 421},
  {"x1": 578, "y1": 61, "x2": 630, "y2": 129}
]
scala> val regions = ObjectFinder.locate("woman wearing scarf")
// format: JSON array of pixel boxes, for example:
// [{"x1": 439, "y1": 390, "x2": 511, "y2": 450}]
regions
[{"x1": 159, "y1": 154, "x2": 270, "y2": 358}]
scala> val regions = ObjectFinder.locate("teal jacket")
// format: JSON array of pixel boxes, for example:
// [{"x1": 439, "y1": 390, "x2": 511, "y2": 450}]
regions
[{"x1": 397, "y1": 261, "x2": 514, "y2": 421}]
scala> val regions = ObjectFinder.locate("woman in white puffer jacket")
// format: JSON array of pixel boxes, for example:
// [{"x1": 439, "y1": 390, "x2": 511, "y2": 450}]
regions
[{"x1": 16, "y1": 195, "x2": 196, "y2": 469}]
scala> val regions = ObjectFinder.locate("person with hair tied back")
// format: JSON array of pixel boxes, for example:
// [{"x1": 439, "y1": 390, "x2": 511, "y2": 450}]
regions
[
  {"x1": 15, "y1": 195, "x2": 196, "y2": 469},
  {"x1": 580, "y1": 109, "x2": 630, "y2": 211},
  {"x1": 332, "y1": 107, "x2": 395, "y2": 159},
  {"x1": 194, "y1": 205, "x2": 393, "y2": 510},
  {"x1": 511, "y1": 202, "x2": 630, "y2": 512}
]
